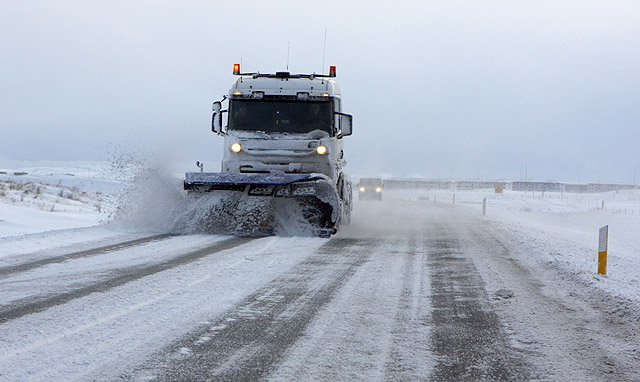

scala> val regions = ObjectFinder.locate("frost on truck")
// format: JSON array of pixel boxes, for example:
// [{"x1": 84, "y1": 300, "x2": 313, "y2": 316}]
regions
[{"x1": 182, "y1": 65, "x2": 353, "y2": 238}]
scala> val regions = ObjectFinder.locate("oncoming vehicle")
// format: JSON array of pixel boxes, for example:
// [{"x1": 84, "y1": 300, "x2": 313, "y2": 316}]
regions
[
  {"x1": 183, "y1": 64, "x2": 353, "y2": 237},
  {"x1": 358, "y1": 178, "x2": 383, "y2": 200}
]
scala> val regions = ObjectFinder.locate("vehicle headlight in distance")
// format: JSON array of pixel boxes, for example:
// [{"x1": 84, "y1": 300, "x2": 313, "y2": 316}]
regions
[
  {"x1": 230, "y1": 143, "x2": 241, "y2": 153},
  {"x1": 359, "y1": 187, "x2": 365, "y2": 192},
  {"x1": 316, "y1": 145, "x2": 327, "y2": 155},
  {"x1": 376, "y1": 187, "x2": 382, "y2": 192}
]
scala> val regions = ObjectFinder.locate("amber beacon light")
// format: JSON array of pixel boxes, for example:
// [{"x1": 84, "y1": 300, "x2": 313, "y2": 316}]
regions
[
  {"x1": 329, "y1": 66, "x2": 336, "y2": 77},
  {"x1": 233, "y1": 63, "x2": 240, "y2": 75}
]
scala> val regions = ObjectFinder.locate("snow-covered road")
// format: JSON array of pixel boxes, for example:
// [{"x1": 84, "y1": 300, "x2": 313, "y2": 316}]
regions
[{"x1": 1, "y1": 189, "x2": 640, "y2": 381}]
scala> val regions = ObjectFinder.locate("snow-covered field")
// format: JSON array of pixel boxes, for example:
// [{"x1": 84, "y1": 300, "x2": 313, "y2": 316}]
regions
[{"x1": 0, "y1": 163, "x2": 124, "y2": 237}]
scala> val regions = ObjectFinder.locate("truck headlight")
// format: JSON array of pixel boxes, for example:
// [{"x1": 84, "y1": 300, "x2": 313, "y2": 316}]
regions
[
  {"x1": 376, "y1": 187, "x2": 382, "y2": 192},
  {"x1": 359, "y1": 187, "x2": 365, "y2": 192},
  {"x1": 230, "y1": 143, "x2": 241, "y2": 153},
  {"x1": 316, "y1": 145, "x2": 327, "y2": 155}
]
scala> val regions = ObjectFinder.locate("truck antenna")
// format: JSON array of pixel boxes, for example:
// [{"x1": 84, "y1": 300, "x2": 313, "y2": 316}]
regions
[
  {"x1": 322, "y1": 29, "x2": 327, "y2": 73},
  {"x1": 286, "y1": 41, "x2": 291, "y2": 71}
]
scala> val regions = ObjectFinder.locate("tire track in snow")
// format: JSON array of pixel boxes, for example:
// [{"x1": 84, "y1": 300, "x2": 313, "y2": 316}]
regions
[
  {"x1": 0, "y1": 234, "x2": 173, "y2": 277},
  {"x1": 0, "y1": 237, "x2": 254, "y2": 324},
  {"x1": 428, "y1": 237, "x2": 530, "y2": 381},
  {"x1": 126, "y1": 238, "x2": 371, "y2": 382},
  {"x1": 258, "y1": 238, "x2": 421, "y2": 381},
  {"x1": 383, "y1": 237, "x2": 434, "y2": 381}
]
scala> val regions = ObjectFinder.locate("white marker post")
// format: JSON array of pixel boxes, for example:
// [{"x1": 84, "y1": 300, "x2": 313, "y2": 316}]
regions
[
  {"x1": 482, "y1": 198, "x2": 487, "y2": 216},
  {"x1": 598, "y1": 225, "x2": 608, "y2": 275}
]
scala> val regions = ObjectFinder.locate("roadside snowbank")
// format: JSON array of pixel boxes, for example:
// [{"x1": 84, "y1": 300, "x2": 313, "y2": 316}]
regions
[
  {"x1": 0, "y1": 161, "x2": 185, "y2": 238},
  {"x1": 0, "y1": 164, "x2": 120, "y2": 237}
]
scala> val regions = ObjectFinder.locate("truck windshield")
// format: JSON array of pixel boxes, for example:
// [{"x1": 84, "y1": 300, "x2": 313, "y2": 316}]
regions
[{"x1": 229, "y1": 100, "x2": 333, "y2": 135}]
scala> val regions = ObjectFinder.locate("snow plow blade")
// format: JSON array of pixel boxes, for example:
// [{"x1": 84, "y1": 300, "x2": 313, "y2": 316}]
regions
[{"x1": 182, "y1": 172, "x2": 340, "y2": 237}]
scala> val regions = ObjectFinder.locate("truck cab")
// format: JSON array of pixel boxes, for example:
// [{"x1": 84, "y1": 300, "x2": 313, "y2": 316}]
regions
[{"x1": 212, "y1": 67, "x2": 352, "y2": 183}]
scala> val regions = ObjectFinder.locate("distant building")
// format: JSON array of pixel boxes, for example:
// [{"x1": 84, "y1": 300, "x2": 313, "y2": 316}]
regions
[
  {"x1": 586, "y1": 183, "x2": 636, "y2": 193},
  {"x1": 564, "y1": 183, "x2": 588, "y2": 193},
  {"x1": 383, "y1": 179, "x2": 505, "y2": 191},
  {"x1": 383, "y1": 179, "x2": 451, "y2": 190},
  {"x1": 512, "y1": 181, "x2": 562, "y2": 192},
  {"x1": 455, "y1": 181, "x2": 500, "y2": 191},
  {"x1": 379, "y1": 178, "x2": 635, "y2": 193}
]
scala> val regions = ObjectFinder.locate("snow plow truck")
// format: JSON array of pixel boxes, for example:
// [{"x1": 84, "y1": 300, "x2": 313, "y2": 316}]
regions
[{"x1": 183, "y1": 64, "x2": 353, "y2": 237}]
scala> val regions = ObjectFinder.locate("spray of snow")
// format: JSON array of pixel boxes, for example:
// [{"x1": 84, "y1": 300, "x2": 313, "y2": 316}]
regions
[
  {"x1": 105, "y1": 149, "x2": 323, "y2": 236},
  {"x1": 111, "y1": 167, "x2": 186, "y2": 232},
  {"x1": 106, "y1": 144, "x2": 189, "y2": 232},
  {"x1": 169, "y1": 191, "x2": 328, "y2": 237}
]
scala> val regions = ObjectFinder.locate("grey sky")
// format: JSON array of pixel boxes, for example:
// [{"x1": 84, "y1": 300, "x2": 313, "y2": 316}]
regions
[{"x1": 1, "y1": 1, "x2": 639, "y2": 183}]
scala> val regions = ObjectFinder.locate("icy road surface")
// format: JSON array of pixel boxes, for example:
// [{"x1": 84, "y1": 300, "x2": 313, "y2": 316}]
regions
[{"x1": 1, "y1": 194, "x2": 640, "y2": 381}]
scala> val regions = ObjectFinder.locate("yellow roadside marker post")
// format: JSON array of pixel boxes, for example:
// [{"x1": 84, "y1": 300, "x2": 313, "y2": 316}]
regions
[{"x1": 598, "y1": 225, "x2": 608, "y2": 275}]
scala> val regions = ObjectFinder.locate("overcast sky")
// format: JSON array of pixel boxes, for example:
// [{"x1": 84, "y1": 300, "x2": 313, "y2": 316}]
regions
[{"x1": 1, "y1": 1, "x2": 639, "y2": 183}]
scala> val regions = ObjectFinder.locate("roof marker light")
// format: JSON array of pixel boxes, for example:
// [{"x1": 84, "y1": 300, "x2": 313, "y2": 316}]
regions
[
  {"x1": 329, "y1": 66, "x2": 336, "y2": 77},
  {"x1": 233, "y1": 63, "x2": 240, "y2": 75}
]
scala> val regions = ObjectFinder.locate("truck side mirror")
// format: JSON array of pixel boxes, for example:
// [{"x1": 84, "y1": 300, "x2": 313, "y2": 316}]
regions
[
  {"x1": 337, "y1": 113, "x2": 353, "y2": 138},
  {"x1": 212, "y1": 101, "x2": 222, "y2": 133}
]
